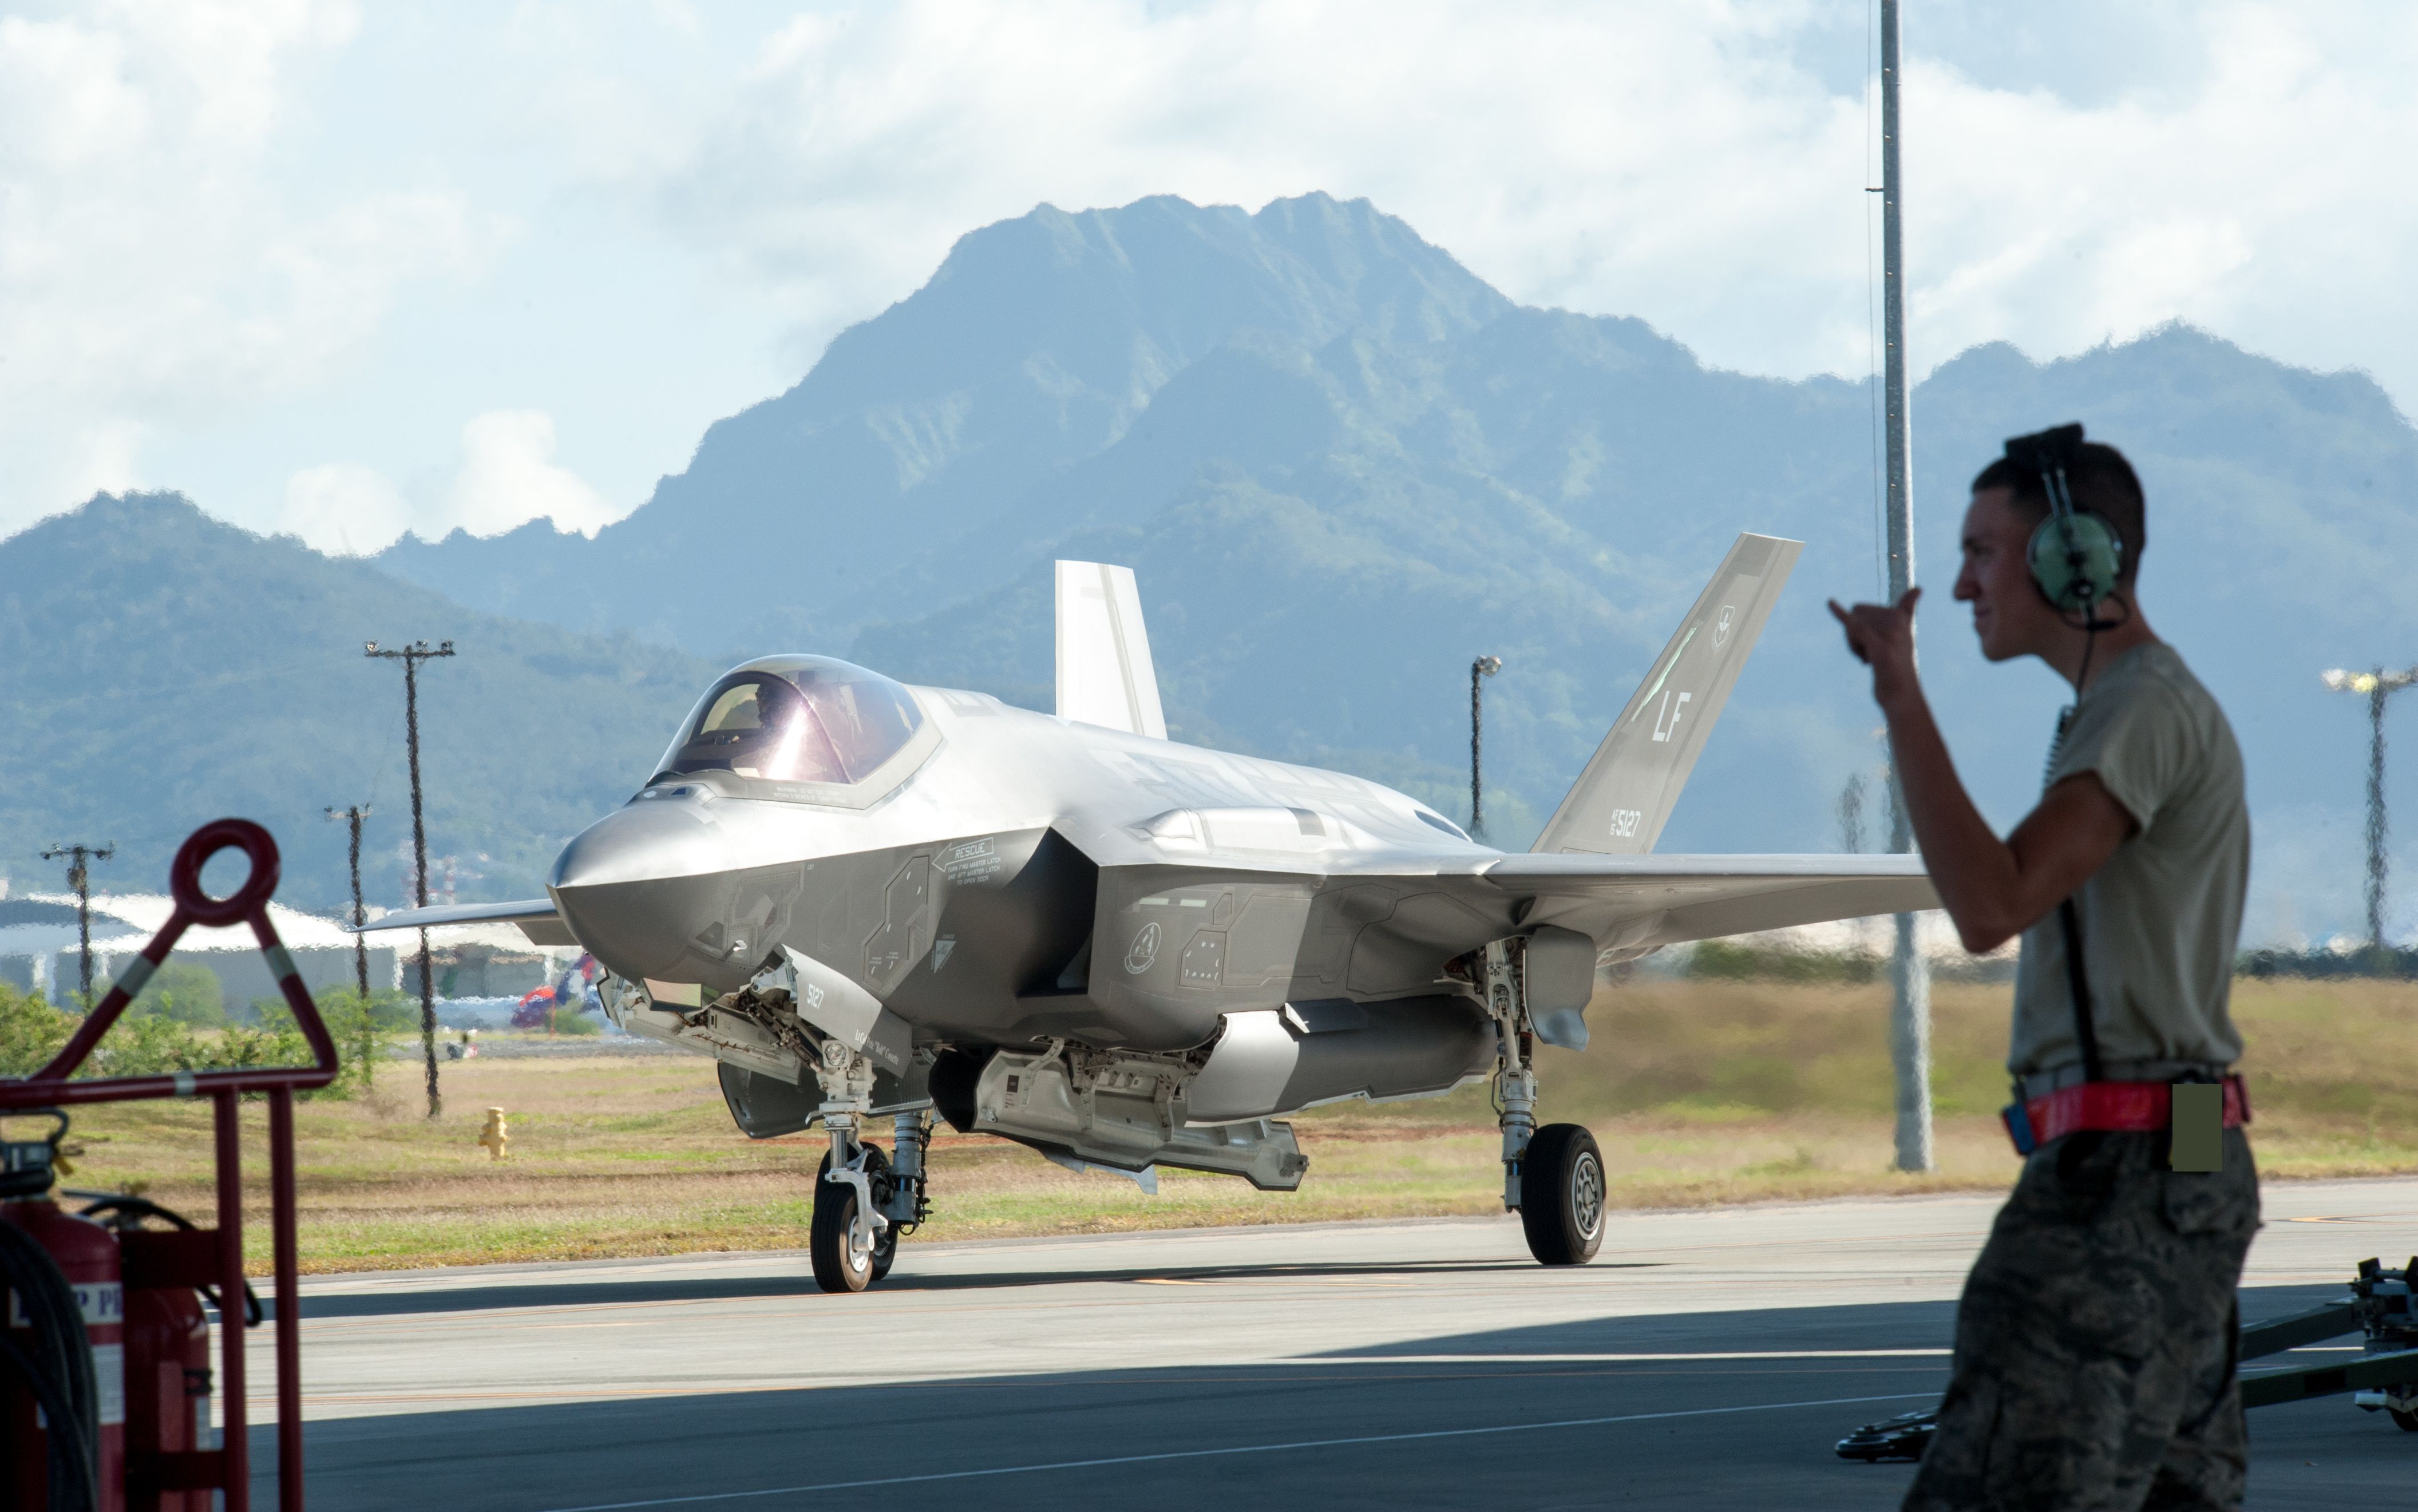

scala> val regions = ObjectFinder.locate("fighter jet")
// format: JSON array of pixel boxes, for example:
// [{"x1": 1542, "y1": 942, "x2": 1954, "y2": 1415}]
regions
[{"x1": 363, "y1": 535, "x2": 1934, "y2": 1291}]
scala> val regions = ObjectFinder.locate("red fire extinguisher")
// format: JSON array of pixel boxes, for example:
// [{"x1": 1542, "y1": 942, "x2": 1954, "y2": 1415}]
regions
[
  {"x1": 72, "y1": 1192, "x2": 249, "y2": 1512},
  {"x1": 2, "y1": 1111, "x2": 125, "y2": 1512}
]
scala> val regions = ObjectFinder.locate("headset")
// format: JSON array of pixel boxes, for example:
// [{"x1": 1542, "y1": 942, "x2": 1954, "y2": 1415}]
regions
[{"x1": 2004, "y1": 422, "x2": 2124, "y2": 624}]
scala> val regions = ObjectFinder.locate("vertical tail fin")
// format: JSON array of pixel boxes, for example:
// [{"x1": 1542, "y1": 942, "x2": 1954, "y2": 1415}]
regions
[
  {"x1": 1532, "y1": 532, "x2": 1801, "y2": 855},
  {"x1": 1055, "y1": 560, "x2": 1168, "y2": 739}
]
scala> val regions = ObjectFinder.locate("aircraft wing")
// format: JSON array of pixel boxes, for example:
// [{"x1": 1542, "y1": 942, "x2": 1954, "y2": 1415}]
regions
[
  {"x1": 1293, "y1": 849, "x2": 1936, "y2": 961},
  {"x1": 1470, "y1": 851, "x2": 1934, "y2": 951},
  {"x1": 347, "y1": 897, "x2": 577, "y2": 948}
]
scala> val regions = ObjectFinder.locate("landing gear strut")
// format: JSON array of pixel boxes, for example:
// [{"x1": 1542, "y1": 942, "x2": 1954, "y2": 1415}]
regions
[
  {"x1": 806, "y1": 1039, "x2": 931, "y2": 1293},
  {"x1": 1481, "y1": 938, "x2": 1605, "y2": 1266}
]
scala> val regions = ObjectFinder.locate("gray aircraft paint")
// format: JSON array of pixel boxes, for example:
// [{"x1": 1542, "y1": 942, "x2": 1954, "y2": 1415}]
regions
[{"x1": 359, "y1": 539, "x2": 1933, "y2": 1176}]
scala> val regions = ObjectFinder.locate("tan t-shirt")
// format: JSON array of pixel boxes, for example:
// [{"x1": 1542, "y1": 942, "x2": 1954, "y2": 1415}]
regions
[{"x1": 2009, "y1": 642, "x2": 2250, "y2": 1080}]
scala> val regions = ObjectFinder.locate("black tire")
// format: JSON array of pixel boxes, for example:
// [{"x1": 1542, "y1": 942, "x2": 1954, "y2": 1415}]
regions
[
  {"x1": 865, "y1": 1145, "x2": 900, "y2": 1281},
  {"x1": 1519, "y1": 1123, "x2": 1607, "y2": 1266},
  {"x1": 2389, "y1": 1404, "x2": 2418, "y2": 1433},
  {"x1": 810, "y1": 1146, "x2": 892, "y2": 1293}
]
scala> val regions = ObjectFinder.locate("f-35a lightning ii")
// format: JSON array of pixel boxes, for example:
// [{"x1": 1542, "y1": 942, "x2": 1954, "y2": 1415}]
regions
[{"x1": 363, "y1": 535, "x2": 1934, "y2": 1291}]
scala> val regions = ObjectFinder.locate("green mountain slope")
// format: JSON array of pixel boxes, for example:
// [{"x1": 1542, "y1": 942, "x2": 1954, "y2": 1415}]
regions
[{"x1": 0, "y1": 494, "x2": 719, "y2": 914}]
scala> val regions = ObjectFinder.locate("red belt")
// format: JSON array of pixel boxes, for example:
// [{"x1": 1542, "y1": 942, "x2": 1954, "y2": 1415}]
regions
[{"x1": 2007, "y1": 1074, "x2": 2250, "y2": 1150}]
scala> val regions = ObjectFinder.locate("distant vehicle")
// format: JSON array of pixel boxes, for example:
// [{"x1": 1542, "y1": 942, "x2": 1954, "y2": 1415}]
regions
[{"x1": 363, "y1": 536, "x2": 1933, "y2": 1291}]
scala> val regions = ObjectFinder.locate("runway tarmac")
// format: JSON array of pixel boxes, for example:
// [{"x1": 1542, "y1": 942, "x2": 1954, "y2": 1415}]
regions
[{"x1": 244, "y1": 1177, "x2": 2418, "y2": 1509}]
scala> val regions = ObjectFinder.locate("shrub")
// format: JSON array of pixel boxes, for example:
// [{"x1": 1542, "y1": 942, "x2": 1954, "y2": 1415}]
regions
[
  {"x1": 121, "y1": 960, "x2": 226, "y2": 1026},
  {"x1": 0, "y1": 982, "x2": 75, "y2": 1076}
]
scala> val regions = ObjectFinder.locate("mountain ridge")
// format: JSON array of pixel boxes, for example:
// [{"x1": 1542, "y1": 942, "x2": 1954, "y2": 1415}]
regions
[{"x1": 6, "y1": 194, "x2": 2413, "y2": 943}]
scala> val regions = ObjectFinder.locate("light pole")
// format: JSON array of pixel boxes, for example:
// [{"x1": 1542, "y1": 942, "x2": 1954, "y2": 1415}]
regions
[
  {"x1": 367, "y1": 638, "x2": 454, "y2": 1118},
  {"x1": 2322, "y1": 665, "x2": 2418, "y2": 953},
  {"x1": 40, "y1": 842, "x2": 114, "y2": 1007},
  {"x1": 1470, "y1": 655, "x2": 1502, "y2": 838}
]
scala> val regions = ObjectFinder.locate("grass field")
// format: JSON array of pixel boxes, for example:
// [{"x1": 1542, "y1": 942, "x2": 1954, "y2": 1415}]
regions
[{"x1": 26, "y1": 976, "x2": 2418, "y2": 1273}]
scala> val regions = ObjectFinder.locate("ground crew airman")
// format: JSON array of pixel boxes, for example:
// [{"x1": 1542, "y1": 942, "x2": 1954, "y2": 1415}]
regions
[{"x1": 1831, "y1": 426, "x2": 2259, "y2": 1510}]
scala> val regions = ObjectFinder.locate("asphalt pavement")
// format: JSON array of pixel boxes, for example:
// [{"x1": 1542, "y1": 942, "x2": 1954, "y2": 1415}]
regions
[{"x1": 243, "y1": 1177, "x2": 2418, "y2": 1510}]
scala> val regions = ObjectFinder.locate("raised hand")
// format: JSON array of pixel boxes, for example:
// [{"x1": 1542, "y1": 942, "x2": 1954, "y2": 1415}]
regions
[{"x1": 1828, "y1": 587, "x2": 1923, "y2": 712}]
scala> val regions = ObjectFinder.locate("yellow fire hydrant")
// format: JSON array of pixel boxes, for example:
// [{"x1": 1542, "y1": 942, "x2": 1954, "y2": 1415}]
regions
[{"x1": 477, "y1": 1107, "x2": 510, "y2": 1161}]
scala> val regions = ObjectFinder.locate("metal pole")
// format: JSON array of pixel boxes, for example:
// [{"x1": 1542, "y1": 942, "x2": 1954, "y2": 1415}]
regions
[
  {"x1": 331, "y1": 804, "x2": 375, "y2": 1087},
  {"x1": 42, "y1": 842, "x2": 114, "y2": 1008},
  {"x1": 346, "y1": 809, "x2": 370, "y2": 998},
  {"x1": 1879, "y1": 0, "x2": 1933, "y2": 1173},
  {"x1": 74, "y1": 856, "x2": 92, "y2": 1007},
  {"x1": 1470, "y1": 656, "x2": 1502, "y2": 839},
  {"x1": 1471, "y1": 663, "x2": 1485, "y2": 838},
  {"x1": 267, "y1": 1087, "x2": 304, "y2": 1512},
  {"x1": 2369, "y1": 677, "x2": 2389, "y2": 951},
  {"x1": 213, "y1": 1091, "x2": 248, "y2": 1511},
  {"x1": 405, "y1": 654, "x2": 438, "y2": 1118},
  {"x1": 367, "y1": 639, "x2": 453, "y2": 1118}
]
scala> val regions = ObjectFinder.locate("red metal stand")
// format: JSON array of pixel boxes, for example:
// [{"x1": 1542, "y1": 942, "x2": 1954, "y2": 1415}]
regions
[{"x1": 1, "y1": 819, "x2": 339, "y2": 1512}]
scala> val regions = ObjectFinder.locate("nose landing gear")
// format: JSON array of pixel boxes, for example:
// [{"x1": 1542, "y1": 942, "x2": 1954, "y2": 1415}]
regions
[{"x1": 808, "y1": 1035, "x2": 931, "y2": 1293}]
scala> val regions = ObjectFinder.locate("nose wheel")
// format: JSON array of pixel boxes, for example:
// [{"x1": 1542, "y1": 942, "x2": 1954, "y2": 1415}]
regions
[
  {"x1": 812, "y1": 1145, "x2": 897, "y2": 1292},
  {"x1": 1519, "y1": 1123, "x2": 1606, "y2": 1265}
]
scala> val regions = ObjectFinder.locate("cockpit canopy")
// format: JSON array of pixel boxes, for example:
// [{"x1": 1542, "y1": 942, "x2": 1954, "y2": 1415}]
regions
[{"x1": 656, "y1": 656, "x2": 925, "y2": 789}]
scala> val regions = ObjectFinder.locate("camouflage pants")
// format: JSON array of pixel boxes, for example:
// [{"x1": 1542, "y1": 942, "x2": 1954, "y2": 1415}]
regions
[{"x1": 1904, "y1": 1127, "x2": 2260, "y2": 1512}]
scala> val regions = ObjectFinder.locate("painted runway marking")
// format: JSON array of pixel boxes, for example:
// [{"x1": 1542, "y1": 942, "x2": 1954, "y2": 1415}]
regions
[
  {"x1": 527, "y1": 1391, "x2": 1938, "y2": 1511},
  {"x1": 1292, "y1": 1349, "x2": 1951, "y2": 1363}
]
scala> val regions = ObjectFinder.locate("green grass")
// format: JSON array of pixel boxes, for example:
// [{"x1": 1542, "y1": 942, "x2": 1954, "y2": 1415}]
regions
[{"x1": 23, "y1": 977, "x2": 2418, "y2": 1273}]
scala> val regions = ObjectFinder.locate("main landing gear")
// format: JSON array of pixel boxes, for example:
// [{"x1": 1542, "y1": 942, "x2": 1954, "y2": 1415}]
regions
[
  {"x1": 806, "y1": 1038, "x2": 931, "y2": 1293},
  {"x1": 1480, "y1": 938, "x2": 1606, "y2": 1266}
]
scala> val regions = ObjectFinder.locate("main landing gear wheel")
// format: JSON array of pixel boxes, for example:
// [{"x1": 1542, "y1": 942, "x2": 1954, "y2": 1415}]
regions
[
  {"x1": 811, "y1": 1146, "x2": 895, "y2": 1293},
  {"x1": 1519, "y1": 1123, "x2": 1606, "y2": 1266}
]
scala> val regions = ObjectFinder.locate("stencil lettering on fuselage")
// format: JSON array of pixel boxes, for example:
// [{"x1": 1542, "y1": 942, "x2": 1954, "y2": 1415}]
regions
[
  {"x1": 937, "y1": 836, "x2": 1001, "y2": 884},
  {"x1": 864, "y1": 855, "x2": 935, "y2": 989},
  {"x1": 1180, "y1": 931, "x2": 1227, "y2": 987}
]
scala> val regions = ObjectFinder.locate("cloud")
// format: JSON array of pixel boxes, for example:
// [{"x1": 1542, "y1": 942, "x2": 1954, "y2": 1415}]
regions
[
  {"x1": 279, "y1": 462, "x2": 411, "y2": 556},
  {"x1": 445, "y1": 411, "x2": 615, "y2": 539},
  {"x1": 279, "y1": 410, "x2": 611, "y2": 554},
  {"x1": 634, "y1": 1, "x2": 2418, "y2": 413},
  {"x1": 6, "y1": 1, "x2": 2417, "y2": 548},
  {"x1": 0, "y1": 0, "x2": 494, "y2": 525}
]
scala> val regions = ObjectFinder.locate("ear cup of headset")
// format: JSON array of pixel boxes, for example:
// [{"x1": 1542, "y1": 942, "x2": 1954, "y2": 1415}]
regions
[{"x1": 2027, "y1": 510, "x2": 2124, "y2": 611}]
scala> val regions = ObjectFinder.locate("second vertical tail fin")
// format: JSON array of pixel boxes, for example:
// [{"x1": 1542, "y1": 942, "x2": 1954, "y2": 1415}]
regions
[
  {"x1": 1531, "y1": 533, "x2": 1801, "y2": 855},
  {"x1": 1055, "y1": 560, "x2": 1168, "y2": 739}
]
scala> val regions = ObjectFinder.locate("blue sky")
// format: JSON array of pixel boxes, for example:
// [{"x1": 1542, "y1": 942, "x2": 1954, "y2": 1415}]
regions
[{"x1": 3, "y1": 1, "x2": 2413, "y2": 552}]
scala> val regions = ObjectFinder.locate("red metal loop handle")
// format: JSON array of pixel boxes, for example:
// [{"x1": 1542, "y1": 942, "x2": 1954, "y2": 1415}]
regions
[
  {"x1": 170, "y1": 818, "x2": 282, "y2": 928},
  {"x1": 3, "y1": 818, "x2": 338, "y2": 1103}
]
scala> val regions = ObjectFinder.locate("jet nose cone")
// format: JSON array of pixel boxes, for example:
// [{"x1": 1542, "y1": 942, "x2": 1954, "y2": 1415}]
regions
[
  {"x1": 549, "y1": 799, "x2": 749, "y2": 991},
  {"x1": 551, "y1": 797, "x2": 725, "y2": 893}
]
